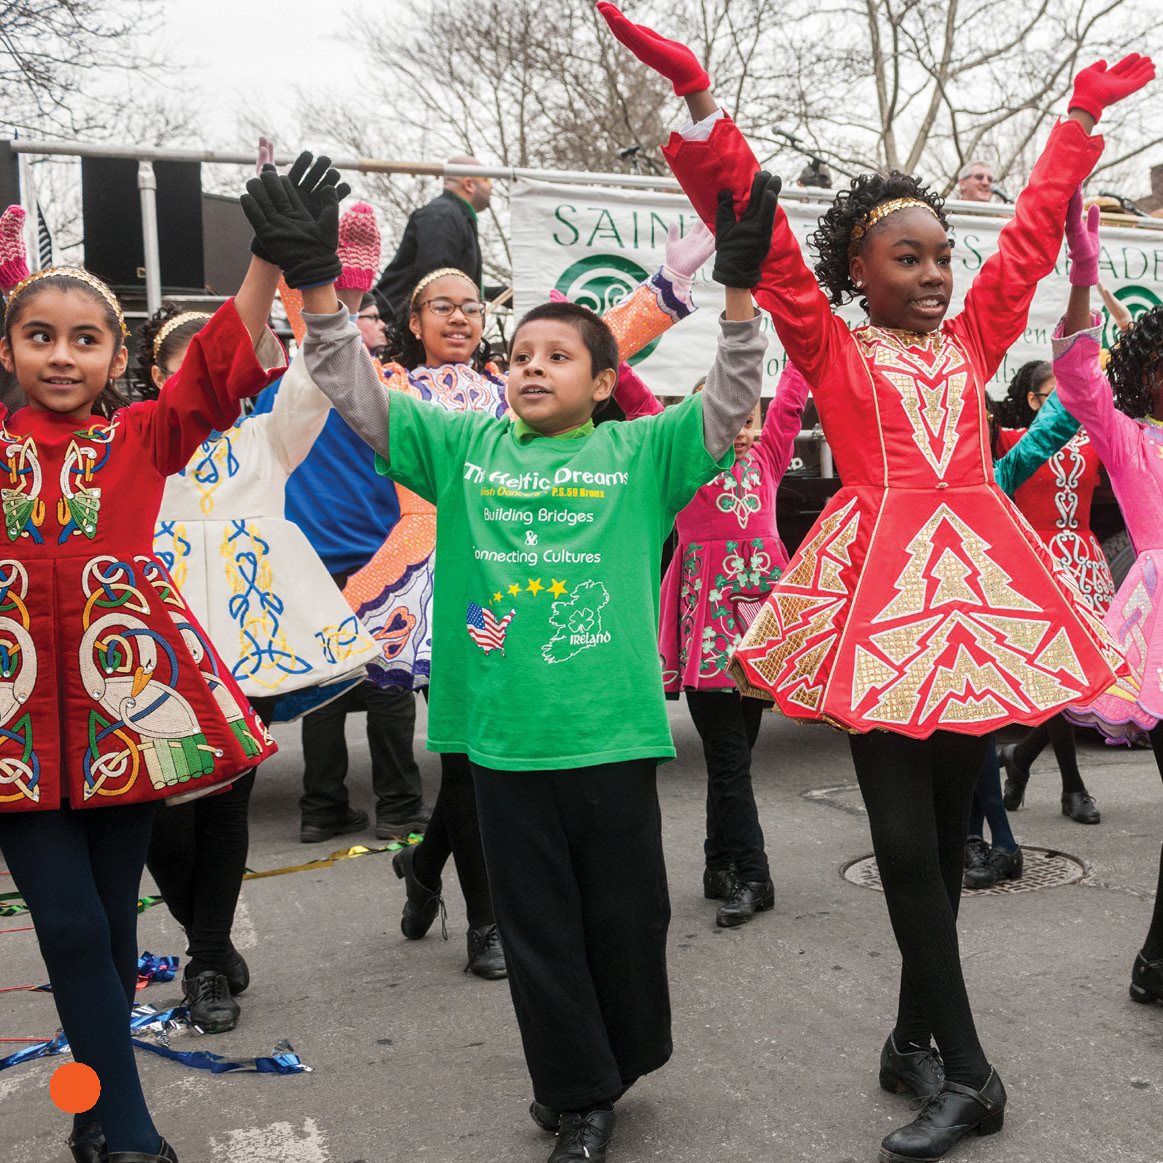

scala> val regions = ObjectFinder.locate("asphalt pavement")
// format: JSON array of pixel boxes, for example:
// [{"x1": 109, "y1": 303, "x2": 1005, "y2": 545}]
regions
[{"x1": 5, "y1": 702, "x2": 1163, "y2": 1163}]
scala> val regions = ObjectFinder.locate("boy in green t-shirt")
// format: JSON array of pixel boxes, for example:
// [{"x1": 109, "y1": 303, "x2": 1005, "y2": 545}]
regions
[{"x1": 243, "y1": 164, "x2": 779, "y2": 1163}]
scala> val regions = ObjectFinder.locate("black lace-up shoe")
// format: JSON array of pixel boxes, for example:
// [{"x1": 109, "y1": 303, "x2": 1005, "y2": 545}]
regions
[
  {"x1": 702, "y1": 866, "x2": 735, "y2": 900},
  {"x1": 879, "y1": 1069, "x2": 1006, "y2": 1161},
  {"x1": 183, "y1": 970, "x2": 240, "y2": 1034},
  {"x1": 222, "y1": 947, "x2": 250, "y2": 996},
  {"x1": 530, "y1": 1100, "x2": 560, "y2": 1133},
  {"x1": 715, "y1": 877, "x2": 774, "y2": 927},
  {"x1": 999, "y1": 744, "x2": 1030, "y2": 811},
  {"x1": 1130, "y1": 950, "x2": 1163, "y2": 1004},
  {"x1": 67, "y1": 1121, "x2": 107, "y2": 1163},
  {"x1": 299, "y1": 807, "x2": 368, "y2": 843},
  {"x1": 964, "y1": 845, "x2": 1023, "y2": 890},
  {"x1": 393, "y1": 843, "x2": 445, "y2": 939},
  {"x1": 879, "y1": 1032, "x2": 944, "y2": 1097},
  {"x1": 963, "y1": 836, "x2": 989, "y2": 874},
  {"x1": 107, "y1": 1137, "x2": 179, "y2": 1162},
  {"x1": 1062, "y1": 791, "x2": 1100, "y2": 824},
  {"x1": 465, "y1": 923, "x2": 507, "y2": 980},
  {"x1": 549, "y1": 1108, "x2": 616, "y2": 1162}
]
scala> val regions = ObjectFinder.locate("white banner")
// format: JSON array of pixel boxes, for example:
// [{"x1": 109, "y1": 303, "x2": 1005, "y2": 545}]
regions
[{"x1": 511, "y1": 180, "x2": 1163, "y2": 398}]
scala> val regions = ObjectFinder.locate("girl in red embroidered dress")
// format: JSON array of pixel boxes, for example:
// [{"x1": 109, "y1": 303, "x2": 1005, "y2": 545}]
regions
[
  {"x1": 0, "y1": 157, "x2": 299, "y2": 1157},
  {"x1": 598, "y1": 6, "x2": 1148, "y2": 1160}
]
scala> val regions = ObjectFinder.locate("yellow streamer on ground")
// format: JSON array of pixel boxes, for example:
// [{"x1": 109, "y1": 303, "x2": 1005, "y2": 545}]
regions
[{"x1": 241, "y1": 837, "x2": 420, "y2": 882}]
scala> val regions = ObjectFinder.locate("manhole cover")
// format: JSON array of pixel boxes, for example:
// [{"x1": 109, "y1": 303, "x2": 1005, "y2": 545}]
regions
[{"x1": 841, "y1": 847, "x2": 1087, "y2": 895}]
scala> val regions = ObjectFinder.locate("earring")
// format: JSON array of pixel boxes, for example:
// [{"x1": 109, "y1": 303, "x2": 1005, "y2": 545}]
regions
[{"x1": 855, "y1": 280, "x2": 865, "y2": 289}]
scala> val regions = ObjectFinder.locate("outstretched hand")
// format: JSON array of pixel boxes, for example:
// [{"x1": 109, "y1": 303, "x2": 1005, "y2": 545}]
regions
[
  {"x1": 712, "y1": 171, "x2": 781, "y2": 289},
  {"x1": 0, "y1": 205, "x2": 29, "y2": 293},
  {"x1": 335, "y1": 202, "x2": 382, "y2": 293},
  {"x1": 596, "y1": 2, "x2": 710, "y2": 96},
  {"x1": 664, "y1": 219, "x2": 715, "y2": 282},
  {"x1": 1068, "y1": 54, "x2": 1155, "y2": 123},
  {"x1": 241, "y1": 156, "x2": 343, "y2": 289},
  {"x1": 249, "y1": 147, "x2": 350, "y2": 267},
  {"x1": 1064, "y1": 187, "x2": 1100, "y2": 288}
]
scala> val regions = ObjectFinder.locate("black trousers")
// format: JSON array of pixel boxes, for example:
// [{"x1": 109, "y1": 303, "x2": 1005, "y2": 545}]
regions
[
  {"x1": 849, "y1": 729, "x2": 991, "y2": 1087},
  {"x1": 472, "y1": 759, "x2": 672, "y2": 1109},
  {"x1": 299, "y1": 571, "x2": 423, "y2": 824},
  {"x1": 686, "y1": 690, "x2": 769, "y2": 881}
]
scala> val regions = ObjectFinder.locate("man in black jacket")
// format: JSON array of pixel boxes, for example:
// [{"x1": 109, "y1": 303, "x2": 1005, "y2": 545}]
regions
[{"x1": 374, "y1": 155, "x2": 492, "y2": 324}]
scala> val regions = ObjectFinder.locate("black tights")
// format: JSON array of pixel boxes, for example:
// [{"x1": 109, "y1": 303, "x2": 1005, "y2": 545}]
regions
[
  {"x1": 1013, "y1": 713, "x2": 1086, "y2": 796},
  {"x1": 411, "y1": 751, "x2": 494, "y2": 929},
  {"x1": 1141, "y1": 724, "x2": 1163, "y2": 961},
  {"x1": 849, "y1": 730, "x2": 991, "y2": 1087}
]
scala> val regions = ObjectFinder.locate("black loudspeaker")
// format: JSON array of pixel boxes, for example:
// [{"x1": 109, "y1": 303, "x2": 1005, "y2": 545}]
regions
[
  {"x1": 81, "y1": 158, "x2": 205, "y2": 293},
  {"x1": 0, "y1": 143, "x2": 20, "y2": 211}
]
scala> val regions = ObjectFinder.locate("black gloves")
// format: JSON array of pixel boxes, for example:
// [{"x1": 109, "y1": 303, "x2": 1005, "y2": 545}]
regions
[
  {"x1": 711, "y1": 170, "x2": 782, "y2": 289},
  {"x1": 243, "y1": 151, "x2": 350, "y2": 287}
]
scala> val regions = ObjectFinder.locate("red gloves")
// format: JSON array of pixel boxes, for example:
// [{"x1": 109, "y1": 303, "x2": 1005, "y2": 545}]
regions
[
  {"x1": 335, "y1": 202, "x2": 382, "y2": 293},
  {"x1": 1068, "y1": 54, "x2": 1155, "y2": 123},
  {"x1": 0, "y1": 205, "x2": 30, "y2": 293},
  {"x1": 596, "y1": 2, "x2": 710, "y2": 96}
]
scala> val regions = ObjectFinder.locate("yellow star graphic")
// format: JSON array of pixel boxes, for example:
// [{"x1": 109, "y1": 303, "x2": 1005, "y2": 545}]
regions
[
  {"x1": 492, "y1": 592, "x2": 503, "y2": 604},
  {"x1": 548, "y1": 578, "x2": 568, "y2": 598},
  {"x1": 508, "y1": 582, "x2": 522, "y2": 597},
  {"x1": 526, "y1": 578, "x2": 544, "y2": 596}
]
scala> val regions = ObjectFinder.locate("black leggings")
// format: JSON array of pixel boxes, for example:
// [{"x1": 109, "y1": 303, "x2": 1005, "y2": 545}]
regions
[
  {"x1": 411, "y1": 751, "x2": 494, "y2": 929},
  {"x1": 1141, "y1": 724, "x2": 1163, "y2": 961},
  {"x1": 146, "y1": 697, "x2": 275, "y2": 976},
  {"x1": 0, "y1": 802, "x2": 161, "y2": 1154},
  {"x1": 1013, "y1": 713, "x2": 1086, "y2": 796},
  {"x1": 849, "y1": 730, "x2": 991, "y2": 1087}
]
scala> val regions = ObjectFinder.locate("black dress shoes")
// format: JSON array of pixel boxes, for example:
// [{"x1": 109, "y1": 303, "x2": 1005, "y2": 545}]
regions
[
  {"x1": 963, "y1": 845, "x2": 1023, "y2": 891},
  {"x1": 716, "y1": 877, "x2": 774, "y2": 928},
  {"x1": 392, "y1": 843, "x2": 444, "y2": 940},
  {"x1": 879, "y1": 1069, "x2": 1006, "y2": 1162},
  {"x1": 465, "y1": 923, "x2": 507, "y2": 980},
  {"x1": 999, "y1": 744, "x2": 1029, "y2": 811},
  {"x1": 222, "y1": 947, "x2": 250, "y2": 996},
  {"x1": 107, "y1": 1138, "x2": 179, "y2": 1163},
  {"x1": 299, "y1": 807, "x2": 368, "y2": 843},
  {"x1": 549, "y1": 1108, "x2": 616, "y2": 1162},
  {"x1": 67, "y1": 1121, "x2": 107, "y2": 1163},
  {"x1": 1061, "y1": 791, "x2": 1101, "y2": 824},
  {"x1": 702, "y1": 866, "x2": 735, "y2": 900},
  {"x1": 963, "y1": 836, "x2": 988, "y2": 874},
  {"x1": 1130, "y1": 950, "x2": 1163, "y2": 1004},
  {"x1": 530, "y1": 1100, "x2": 560, "y2": 1132},
  {"x1": 183, "y1": 970, "x2": 239, "y2": 1034},
  {"x1": 878, "y1": 1032, "x2": 944, "y2": 1097}
]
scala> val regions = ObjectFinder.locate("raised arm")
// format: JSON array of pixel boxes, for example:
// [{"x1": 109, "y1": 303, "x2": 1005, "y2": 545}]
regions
[
  {"x1": 752, "y1": 361, "x2": 811, "y2": 480},
  {"x1": 993, "y1": 391, "x2": 1080, "y2": 498},
  {"x1": 951, "y1": 55, "x2": 1153, "y2": 377},
  {"x1": 612, "y1": 361, "x2": 664, "y2": 420}
]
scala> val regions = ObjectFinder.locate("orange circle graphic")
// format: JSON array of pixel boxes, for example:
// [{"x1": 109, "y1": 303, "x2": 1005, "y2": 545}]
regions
[{"x1": 50, "y1": 1062, "x2": 101, "y2": 1113}]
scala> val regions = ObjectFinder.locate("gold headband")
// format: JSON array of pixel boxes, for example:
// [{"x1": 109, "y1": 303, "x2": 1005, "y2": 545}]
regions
[
  {"x1": 848, "y1": 198, "x2": 941, "y2": 258},
  {"x1": 3, "y1": 266, "x2": 129, "y2": 338},
  {"x1": 153, "y1": 312, "x2": 211, "y2": 358},
  {"x1": 409, "y1": 267, "x2": 478, "y2": 308}
]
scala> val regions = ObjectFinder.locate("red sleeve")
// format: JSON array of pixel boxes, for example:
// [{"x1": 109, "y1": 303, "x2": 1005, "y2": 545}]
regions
[
  {"x1": 126, "y1": 299, "x2": 287, "y2": 477},
  {"x1": 753, "y1": 361, "x2": 811, "y2": 479},
  {"x1": 613, "y1": 361, "x2": 664, "y2": 419},
  {"x1": 948, "y1": 119, "x2": 1103, "y2": 380},
  {"x1": 662, "y1": 115, "x2": 851, "y2": 386}
]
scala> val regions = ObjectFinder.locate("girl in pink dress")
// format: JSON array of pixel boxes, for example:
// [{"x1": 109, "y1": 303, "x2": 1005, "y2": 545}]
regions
[
  {"x1": 1053, "y1": 299, "x2": 1163, "y2": 1006},
  {"x1": 615, "y1": 360, "x2": 808, "y2": 926}
]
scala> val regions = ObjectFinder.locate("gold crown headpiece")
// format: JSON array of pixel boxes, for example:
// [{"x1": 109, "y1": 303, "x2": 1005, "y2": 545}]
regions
[
  {"x1": 848, "y1": 198, "x2": 941, "y2": 259},
  {"x1": 409, "y1": 267, "x2": 478, "y2": 308},
  {"x1": 153, "y1": 312, "x2": 211, "y2": 358},
  {"x1": 3, "y1": 266, "x2": 129, "y2": 338}
]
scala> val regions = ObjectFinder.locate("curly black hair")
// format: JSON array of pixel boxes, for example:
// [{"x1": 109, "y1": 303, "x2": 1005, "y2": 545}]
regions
[
  {"x1": 132, "y1": 304, "x2": 209, "y2": 400},
  {"x1": 993, "y1": 360, "x2": 1053, "y2": 430},
  {"x1": 809, "y1": 171, "x2": 950, "y2": 309},
  {"x1": 384, "y1": 281, "x2": 493, "y2": 373},
  {"x1": 1108, "y1": 304, "x2": 1163, "y2": 419}
]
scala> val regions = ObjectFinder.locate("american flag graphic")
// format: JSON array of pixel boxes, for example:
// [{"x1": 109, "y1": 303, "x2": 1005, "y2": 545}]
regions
[{"x1": 466, "y1": 602, "x2": 515, "y2": 654}]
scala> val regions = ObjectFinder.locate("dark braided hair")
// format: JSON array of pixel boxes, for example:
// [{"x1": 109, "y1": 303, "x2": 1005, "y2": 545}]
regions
[
  {"x1": 809, "y1": 171, "x2": 950, "y2": 309},
  {"x1": 1108, "y1": 304, "x2": 1163, "y2": 419},
  {"x1": 133, "y1": 305, "x2": 209, "y2": 400},
  {"x1": 994, "y1": 360, "x2": 1053, "y2": 430}
]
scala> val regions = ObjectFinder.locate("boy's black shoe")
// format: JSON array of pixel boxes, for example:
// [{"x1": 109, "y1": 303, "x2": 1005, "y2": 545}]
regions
[
  {"x1": 530, "y1": 1100, "x2": 560, "y2": 1133},
  {"x1": 716, "y1": 877, "x2": 774, "y2": 927},
  {"x1": 67, "y1": 1120, "x2": 108, "y2": 1163},
  {"x1": 299, "y1": 807, "x2": 368, "y2": 843},
  {"x1": 878, "y1": 1032, "x2": 944, "y2": 1097},
  {"x1": 702, "y1": 866, "x2": 735, "y2": 900},
  {"x1": 878, "y1": 1069, "x2": 1005, "y2": 1162},
  {"x1": 549, "y1": 1108, "x2": 616, "y2": 1162},
  {"x1": 465, "y1": 923, "x2": 507, "y2": 979},
  {"x1": 183, "y1": 970, "x2": 240, "y2": 1034},
  {"x1": 1130, "y1": 950, "x2": 1163, "y2": 1004}
]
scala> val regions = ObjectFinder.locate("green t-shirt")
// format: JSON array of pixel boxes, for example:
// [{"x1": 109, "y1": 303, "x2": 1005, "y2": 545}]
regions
[{"x1": 382, "y1": 391, "x2": 732, "y2": 770}]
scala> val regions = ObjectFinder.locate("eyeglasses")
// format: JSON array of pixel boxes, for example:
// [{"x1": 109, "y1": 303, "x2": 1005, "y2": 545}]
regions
[
  {"x1": 418, "y1": 298, "x2": 486, "y2": 318},
  {"x1": 357, "y1": 312, "x2": 382, "y2": 323}
]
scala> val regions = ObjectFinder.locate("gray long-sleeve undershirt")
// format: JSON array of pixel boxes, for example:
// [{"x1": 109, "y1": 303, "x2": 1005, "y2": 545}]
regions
[{"x1": 300, "y1": 304, "x2": 767, "y2": 460}]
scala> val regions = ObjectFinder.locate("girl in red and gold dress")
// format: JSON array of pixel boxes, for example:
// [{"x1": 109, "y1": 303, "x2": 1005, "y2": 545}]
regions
[
  {"x1": 994, "y1": 360, "x2": 1115, "y2": 824},
  {"x1": 0, "y1": 150, "x2": 317, "y2": 1158},
  {"x1": 599, "y1": 6, "x2": 1149, "y2": 1160}
]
